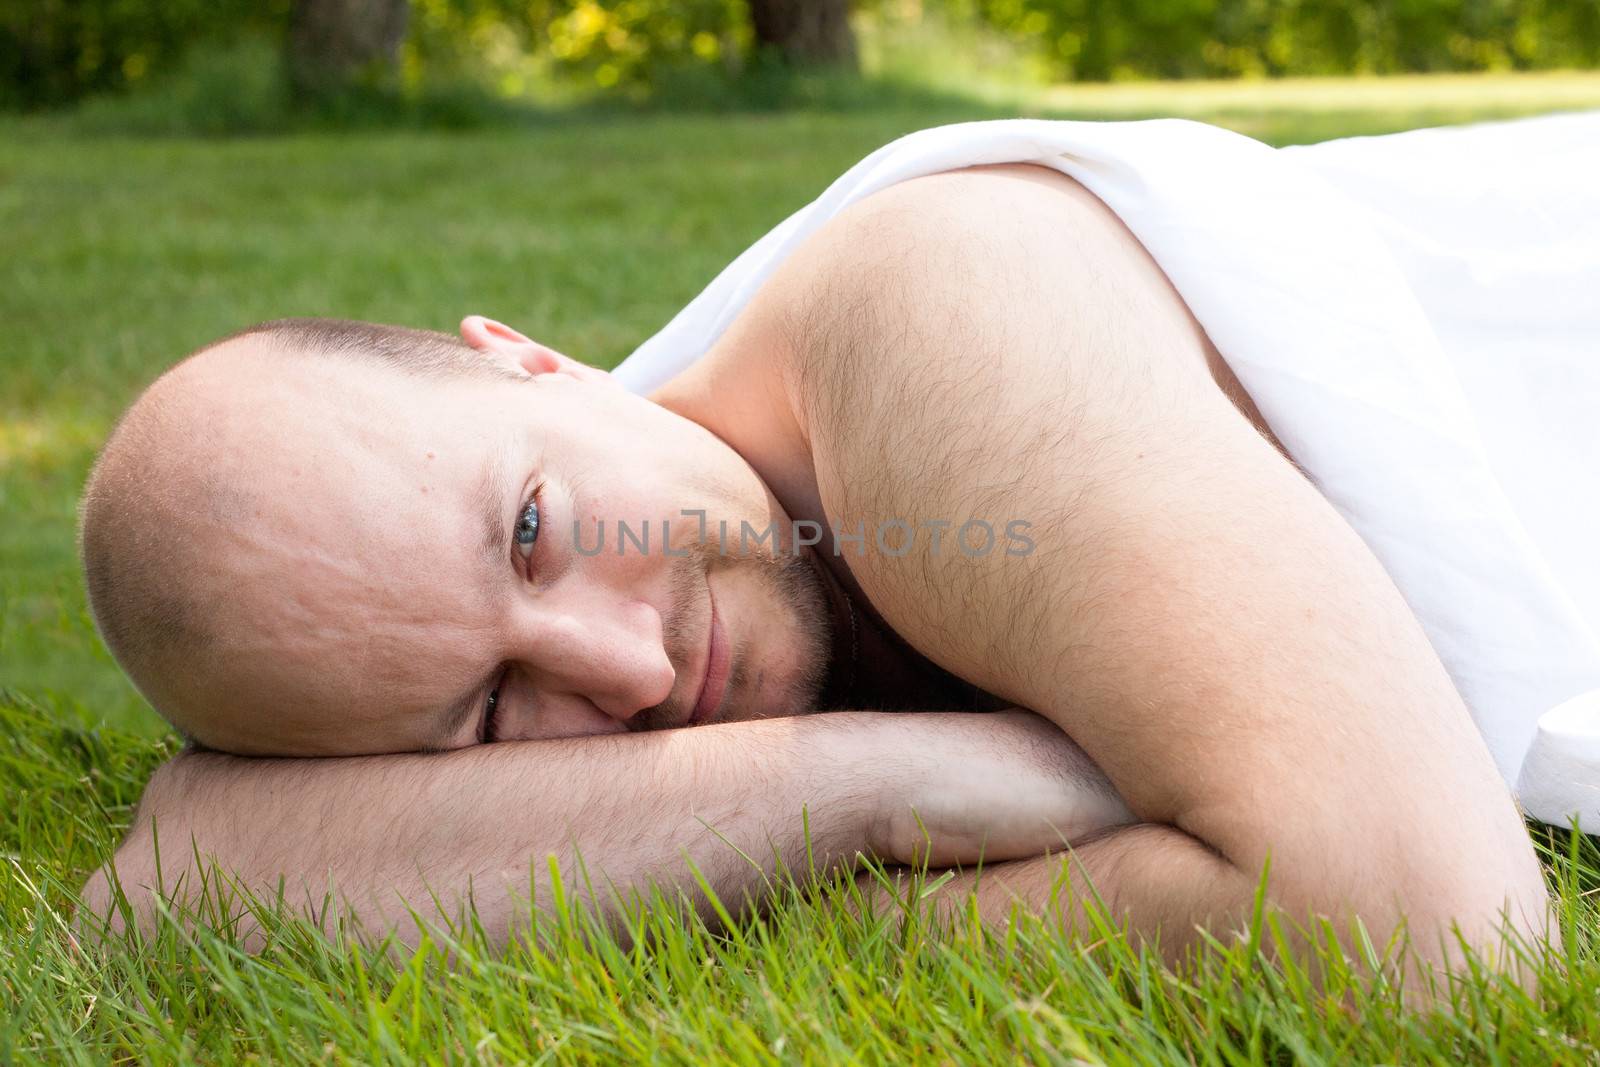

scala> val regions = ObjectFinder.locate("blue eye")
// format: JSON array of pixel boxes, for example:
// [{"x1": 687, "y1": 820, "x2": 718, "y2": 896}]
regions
[
  {"x1": 482, "y1": 684, "x2": 501, "y2": 744},
  {"x1": 514, "y1": 496, "x2": 540, "y2": 560}
]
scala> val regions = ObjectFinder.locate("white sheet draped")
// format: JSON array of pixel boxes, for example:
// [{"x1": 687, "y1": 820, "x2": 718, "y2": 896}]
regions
[{"x1": 612, "y1": 113, "x2": 1600, "y2": 831}]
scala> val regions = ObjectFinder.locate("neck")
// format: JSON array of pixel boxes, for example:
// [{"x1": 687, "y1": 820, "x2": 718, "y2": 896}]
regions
[
  {"x1": 647, "y1": 327, "x2": 997, "y2": 715},
  {"x1": 648, "y1": 332, "x2": 823, "y2": 530}
]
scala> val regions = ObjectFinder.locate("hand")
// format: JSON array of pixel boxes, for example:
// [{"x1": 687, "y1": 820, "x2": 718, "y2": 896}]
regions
[{"x1": 868, "y1": 710, "x2": 1135, "y2": 868}]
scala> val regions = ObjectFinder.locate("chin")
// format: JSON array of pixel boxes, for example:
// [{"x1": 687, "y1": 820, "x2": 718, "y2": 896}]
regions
[
  {"x1": 752, "y1": 634, "x2": 831, "y2": 721},
  {"x1": 711, "y1": 543, "x2": 832, "y2": 723}
]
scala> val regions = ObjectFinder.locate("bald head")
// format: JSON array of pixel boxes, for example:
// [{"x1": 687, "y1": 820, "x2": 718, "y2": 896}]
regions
[
  {"x1": 79, "y1": 313, "x2": 835, "y2": 760},
  {"x1": 79, "y1": 318, "x2": 519, "y2": 744}
]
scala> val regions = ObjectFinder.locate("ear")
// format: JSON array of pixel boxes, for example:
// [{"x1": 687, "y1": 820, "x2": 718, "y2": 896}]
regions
[{"x1": 458, "y1": 315, "x2": 614, "y2": 386}]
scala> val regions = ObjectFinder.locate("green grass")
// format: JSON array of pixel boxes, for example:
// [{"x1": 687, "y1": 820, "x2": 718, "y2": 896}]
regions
[{"x1": 5, "y1": 72, "x2": 1600, "y2": 1061}]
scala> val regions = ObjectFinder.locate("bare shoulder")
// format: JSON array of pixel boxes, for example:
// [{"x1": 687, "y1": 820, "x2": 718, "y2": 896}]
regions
[
  {"x1": 802, "y1": 161, "x2": 1115, "y2": 254},
  {"x1": 765, "y1": 162, "x2": 1256, "y2": 456},
  {"x1": 769, "y1": 161, "x2": 1238, "y2": 658},
  {"x1": 764, "y1": 162, "x2": 1234, "y2": 517},
  {"x1": 777, "y1": 160, "x2": 1176, "y2": 306},
  {"x1": 759, "y1": 156, "x2": 1543, "y2": 927},
  {"x1": 772, "y1": 161, "x2": 1133, "y2": 344}
]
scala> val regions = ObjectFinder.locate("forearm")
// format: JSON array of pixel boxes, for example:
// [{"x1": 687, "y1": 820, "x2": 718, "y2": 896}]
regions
[
  {"x1": 88, "y1": 714, "x2": 894, "y2": 949},
  {"x1": 863, "y1": 820, "x2": 1544, "y2": 989},
  {"x1": 864, "y1": 824, "x2": 1251, "y2": 958},
  {"x1": 84, "y1": 709, "x2": 1132, "y2": 950}
]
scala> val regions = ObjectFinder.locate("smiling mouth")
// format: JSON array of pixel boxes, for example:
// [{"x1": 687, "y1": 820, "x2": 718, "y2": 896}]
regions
[{"x1": 690, "y1": 587, "x2": 730, "y2": 725}]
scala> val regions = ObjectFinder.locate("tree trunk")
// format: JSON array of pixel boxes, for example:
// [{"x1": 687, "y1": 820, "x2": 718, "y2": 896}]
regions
[
  {"x1": 747, "y1": 0, "x2": 857, "y2": 69},
  {"x1": 287, "y1": 0, "x2": 410, "y2": 99}
]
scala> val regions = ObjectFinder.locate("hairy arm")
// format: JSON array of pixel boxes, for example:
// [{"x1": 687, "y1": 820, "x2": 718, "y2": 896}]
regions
[
  {"x1": 81, "y1": 710, "x2": 1132, "y2": 949},
  {"x1": 779, "y1": 164, "x2": 1550, "y2": 973}
]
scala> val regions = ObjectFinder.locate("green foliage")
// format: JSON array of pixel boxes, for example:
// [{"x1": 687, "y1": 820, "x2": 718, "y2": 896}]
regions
[
  {"x1": 0, "y1": 0, "x2": 286, "y2": 110},
  {"x1": 403, "y1": 0, "x2": 757, "y2": 105},
  {"x1": 68, "y1": 35, "x2": 293, "y2": 136},
  {"x1": 961, "y1": 0, "x2": 1600, "y2": 81},
  {"x1": 7, "y1": 0, "x2": 1600, "y2": 118},
  {"x1": 63, "y1": 34, "x2": 560, "y2": 135},
  {"x1": 532, "y1": 0, "x2": 753, "y2": 93}
]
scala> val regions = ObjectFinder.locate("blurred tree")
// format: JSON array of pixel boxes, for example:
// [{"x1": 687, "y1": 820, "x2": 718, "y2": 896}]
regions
[
  {"x1": 748, "y1": 0, "x2": 858, "y2": 68},
  {"x1": 5, "y1": 0, "x2": 1600, "y2": 111},
  {"x1": 508, "y1": 0, "x2": 751, "y2": 93},
  {"x1": 287, "y1": 0, "x2": 410, "y2": 98}
]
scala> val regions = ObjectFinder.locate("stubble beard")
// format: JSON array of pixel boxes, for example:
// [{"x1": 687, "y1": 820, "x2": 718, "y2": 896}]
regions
[{"x1": 631, "y1": 539, "x2": 834, "y2": 732}]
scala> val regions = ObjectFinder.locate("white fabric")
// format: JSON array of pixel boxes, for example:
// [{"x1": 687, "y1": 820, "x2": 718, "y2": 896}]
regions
[{"x1": 612, "y1": 113, "x2": 1600, "y2": 832}]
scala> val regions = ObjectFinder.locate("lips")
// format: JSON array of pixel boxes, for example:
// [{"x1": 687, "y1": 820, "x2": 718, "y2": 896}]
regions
[{"x1": 690, "y1": 587, "x2": 730, "y2": 725}]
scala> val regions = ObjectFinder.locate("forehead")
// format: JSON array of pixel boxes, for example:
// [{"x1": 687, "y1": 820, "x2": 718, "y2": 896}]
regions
[
  {"x1": 245, "y1": 360, "x2": 512, "y2": 572},
  {"x1": 207, "y1": 357, "x2": 512, "y2": 509},
  {"x1": 192, "y1": 358, "x2": 520, "y2": 751}
]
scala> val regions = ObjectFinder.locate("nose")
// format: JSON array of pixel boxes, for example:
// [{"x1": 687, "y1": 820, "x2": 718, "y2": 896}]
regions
[{"x1": 513, "y1": 591, "x2": 677, "y2": 729}]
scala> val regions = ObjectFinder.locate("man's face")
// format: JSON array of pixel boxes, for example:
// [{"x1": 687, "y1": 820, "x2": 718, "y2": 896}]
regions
[{"x1": 181, "y1": 343, "x2": 832, "y2": 756}]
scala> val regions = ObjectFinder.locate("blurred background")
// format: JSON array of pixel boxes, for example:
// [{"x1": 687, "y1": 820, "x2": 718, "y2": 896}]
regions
[
  {"x1": 6, "y1": 0, "x2": 1600, "y2": 128},
  {"x1": 3, "y1": 0, "x2": 1600, "y2": 740}
]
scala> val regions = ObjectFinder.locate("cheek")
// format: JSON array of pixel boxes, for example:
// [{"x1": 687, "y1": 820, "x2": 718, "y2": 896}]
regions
[{"x1": 719, "y1": 563, "x2": 830, "y2": 716}]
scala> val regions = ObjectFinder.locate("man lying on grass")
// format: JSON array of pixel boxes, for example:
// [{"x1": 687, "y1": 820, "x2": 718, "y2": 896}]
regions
[{"x1": 77, "y1": 161, "x2": 1551, "y2": 983}]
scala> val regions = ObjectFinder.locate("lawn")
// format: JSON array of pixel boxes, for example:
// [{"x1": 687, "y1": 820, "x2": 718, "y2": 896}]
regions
[{"x1": 5, "y1": 72, "x2": 1600, "y2": 1062}]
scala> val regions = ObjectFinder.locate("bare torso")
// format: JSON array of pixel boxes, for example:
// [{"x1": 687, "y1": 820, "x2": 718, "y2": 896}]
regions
[{"x1": 656, "y1": 160, "x2": 1547, "y2": 966}]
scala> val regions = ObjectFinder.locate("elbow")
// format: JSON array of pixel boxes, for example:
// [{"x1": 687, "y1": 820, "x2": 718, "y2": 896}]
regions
[
  {"x1": 1295, "y1": 837, "x2": 1553, "y2": 986},
  {"x1": 73, "y1": 864, "x2": 121, "y2": 945},
  {"x1": 74, "y1": 839, "x2": 158, "y2": 947},
  {"x1": 74, "y1": 757, "x2": 200, "y2": 944},
  {"x1": 1401, "y1": 869, "x2": 1552, "y2": 976},
  {"x1": 1375, "y1": 815, "x2": 1553, "y2": 974}
]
